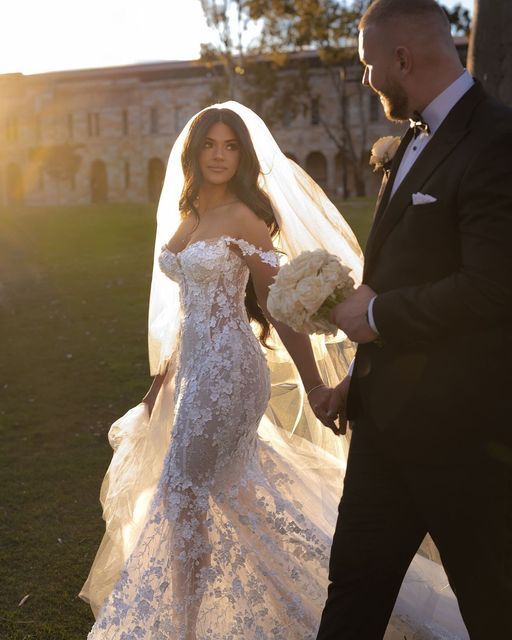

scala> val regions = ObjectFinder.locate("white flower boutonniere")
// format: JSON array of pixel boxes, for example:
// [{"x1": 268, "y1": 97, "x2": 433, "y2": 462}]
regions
[{"x1": 369, "y1": 136, "x2": 401, "y2": 172}]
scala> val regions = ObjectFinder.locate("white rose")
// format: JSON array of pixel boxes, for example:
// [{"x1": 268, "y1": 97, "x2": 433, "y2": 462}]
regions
[
  {"x1": 295, "y1": 275, "x2": 329, "y2": 313},
  {"x1": 370, "y1": 135, "x2": 401, "y2": 171}
]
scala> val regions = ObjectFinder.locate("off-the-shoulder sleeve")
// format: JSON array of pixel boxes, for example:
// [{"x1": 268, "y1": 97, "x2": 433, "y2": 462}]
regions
[{"x1": 226, "y1": 237, "x2": 280, "y2": 268}]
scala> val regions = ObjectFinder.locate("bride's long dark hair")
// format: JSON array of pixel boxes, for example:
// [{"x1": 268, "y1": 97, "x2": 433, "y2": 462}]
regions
[{"x1": 179, "y1": 108, "x2": 279, "y2": 347}]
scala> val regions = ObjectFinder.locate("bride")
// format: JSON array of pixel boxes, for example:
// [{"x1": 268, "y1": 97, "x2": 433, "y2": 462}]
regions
[{"x1": 80, "y1": 102, "x2": 468, "y2": 639}]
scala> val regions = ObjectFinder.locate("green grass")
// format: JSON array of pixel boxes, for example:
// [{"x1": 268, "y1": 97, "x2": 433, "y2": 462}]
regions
[
  {"x1": 333, "y1": 196, "x2": 375, "y2": 249},
  {"x1": 0, "y1": 199, "x2": 374, "y2": 638}
]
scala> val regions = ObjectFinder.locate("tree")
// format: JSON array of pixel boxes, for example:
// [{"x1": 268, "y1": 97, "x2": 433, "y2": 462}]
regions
[
  {"x1": 442, "y1": 2, "x2": 471, "y2": 36},
  {"x1": 199, "y1": 0, "x2": 285, "y2": 118},
  {"x1": 200, "y1": 0, "x2": 373, "y2": 197},
  {"x1": 199, "y1": 1, "x2": 473, "y2": 198},
  {"x1": 199, "y1": 0, "x2": 247, "y2": 102},
  {"x1": 468, "y1": 0, "x2": 512, "y2": 106}
]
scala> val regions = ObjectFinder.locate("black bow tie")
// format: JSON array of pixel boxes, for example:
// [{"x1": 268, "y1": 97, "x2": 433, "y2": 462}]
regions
[{"x1": 409, "y1": 111, "x2": 430, "y2": 138}]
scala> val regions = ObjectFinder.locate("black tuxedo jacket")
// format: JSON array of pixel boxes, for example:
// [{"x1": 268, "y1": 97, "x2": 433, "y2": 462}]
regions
[{"x1": 347, "y1": 81, "x2": 512, "y2": 457}]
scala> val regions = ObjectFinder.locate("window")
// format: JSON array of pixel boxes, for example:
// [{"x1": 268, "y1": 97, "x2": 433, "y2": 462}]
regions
[
  {"x1": 311, "y1": 98, "x2": 320, "y2": 126},
  {"x1": 282, "y1": 106, "x2": 293, "y2": 128},
  {"x1": 88, "y1": 112, "x2": 100, "y2": 136},
  {"x1": 124, "y1": 161, "x2": 130, "y2": 188},
  {"x1": 150, "y1": 107, "x2": 159, "y2": 134},
  {"x1": 122, "y1": 109, "x2": 129, "y2": 135},
  {"x1": 369, "y1": 94, "x2": 380, "y2": 122}
]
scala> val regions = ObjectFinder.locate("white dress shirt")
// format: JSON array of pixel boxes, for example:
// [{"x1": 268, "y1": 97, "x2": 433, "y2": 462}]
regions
[
  {"x1": 348, "y1": 71, "x2": 476, "y2": 375},
  {"x1": 390, "y1": 69, "x2": 475, "y2": 198}
]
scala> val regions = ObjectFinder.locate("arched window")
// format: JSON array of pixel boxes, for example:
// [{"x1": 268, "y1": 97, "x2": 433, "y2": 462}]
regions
[
  {"x1": 147, "y1": 158, "x2": 166, "y2": 203},
  {"x1": 90, "y1": 160, "x2": 108, "y2": 203},
  {"x1": 6, "y1": 163, "x2": 24, "y2": 203},
  {"x1": 305, "y1": 151, "x2": 327, "y2": 190}
]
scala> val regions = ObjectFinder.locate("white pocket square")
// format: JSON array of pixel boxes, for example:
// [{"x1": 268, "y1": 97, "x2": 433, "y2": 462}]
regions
[{"x1": 412, "y1": 192, "x2": 438, "y2": 205}]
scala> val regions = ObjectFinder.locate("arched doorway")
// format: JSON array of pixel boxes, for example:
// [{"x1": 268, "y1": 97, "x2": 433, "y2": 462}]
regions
[
  {"x1": 147, "y1": 158, "x2": 166, "y2": 203},
  {"x1": 6, "y1": 163, "x2": 24, "y2": 204},
  {"x1": 305, "y1": 152, "x2": 328, "y2": 190},
  {"x1": 90, "y1": 160, "x2": 108, "y2": 203}
]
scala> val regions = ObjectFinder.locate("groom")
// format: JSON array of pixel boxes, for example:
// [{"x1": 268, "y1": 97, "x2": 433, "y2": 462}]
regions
[{"x1": 317, "y1": 0, "x2": 512, "y2": 638}]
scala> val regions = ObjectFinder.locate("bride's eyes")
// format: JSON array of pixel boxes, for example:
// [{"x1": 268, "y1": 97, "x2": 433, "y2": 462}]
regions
[{"x1": 202, "y1": 141, "x2": 239, "y2": 151}]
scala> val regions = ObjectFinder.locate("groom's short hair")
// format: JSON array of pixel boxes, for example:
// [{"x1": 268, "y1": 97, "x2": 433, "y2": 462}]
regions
[{"x1": 359, "y1": 0, "x2": 451, "y2": 32}]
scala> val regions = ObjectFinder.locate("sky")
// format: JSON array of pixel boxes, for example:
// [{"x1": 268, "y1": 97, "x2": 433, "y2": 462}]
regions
[{"x1": 0, "y1": 0, "x2": 474, "y2": 76}]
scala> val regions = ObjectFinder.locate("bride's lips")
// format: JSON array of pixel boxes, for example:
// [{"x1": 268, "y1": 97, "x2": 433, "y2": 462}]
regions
[{"x1": 207, "y1": 166, "x2": 227, "y2": 172}]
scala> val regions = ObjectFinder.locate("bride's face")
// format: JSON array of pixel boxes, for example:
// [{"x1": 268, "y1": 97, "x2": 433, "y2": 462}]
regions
[{"x1": 199, "y1": 122, "x2": 241, "y2": 185}]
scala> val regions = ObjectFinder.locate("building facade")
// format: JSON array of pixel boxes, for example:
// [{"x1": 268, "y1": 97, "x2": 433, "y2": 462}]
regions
[{"x1": 0, "y1": 44, "x2": 466, "y2": 207}]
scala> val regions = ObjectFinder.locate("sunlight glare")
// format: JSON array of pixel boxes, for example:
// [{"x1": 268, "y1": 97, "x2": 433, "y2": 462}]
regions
[{"x1": 0, "y1": 0, "x2": 210, "y2": 75}]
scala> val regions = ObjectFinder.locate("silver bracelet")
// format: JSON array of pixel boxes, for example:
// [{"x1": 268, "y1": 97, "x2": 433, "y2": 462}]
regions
[{"x1": 306, "y1": 383, "x2": 326, "y2": 398}]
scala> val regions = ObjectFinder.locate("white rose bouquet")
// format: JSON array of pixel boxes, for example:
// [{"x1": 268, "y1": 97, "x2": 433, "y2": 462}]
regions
[{"x1": 267, "y1": 249, "x2": 355, "y2": 335}]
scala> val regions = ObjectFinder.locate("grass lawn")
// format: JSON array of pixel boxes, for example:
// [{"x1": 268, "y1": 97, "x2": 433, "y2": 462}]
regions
[{"x1": 0, "y1": 197, "x2": 374, "y2": 638}]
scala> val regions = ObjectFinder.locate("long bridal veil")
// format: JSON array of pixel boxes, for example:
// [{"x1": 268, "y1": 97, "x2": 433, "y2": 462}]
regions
[
  {"x1": 79, "y1": 99, "x2": 361, "y2": 614},
  {"x1": 79, "y1": 101, "x2": 466, "y2": 638}
]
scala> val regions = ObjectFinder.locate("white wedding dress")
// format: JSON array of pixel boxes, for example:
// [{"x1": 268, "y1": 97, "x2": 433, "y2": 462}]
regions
[{"x1": 84, "y1": 235, "x2": 469, "y2": 640}]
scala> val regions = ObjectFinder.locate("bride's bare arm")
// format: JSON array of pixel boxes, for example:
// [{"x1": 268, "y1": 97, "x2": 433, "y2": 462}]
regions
[
  {"x1": 142, "y1": 369, "x2": 166, "y2": 415},
  {"x1": 234, "y1": 209, "x2": 338, "y2": 431}
]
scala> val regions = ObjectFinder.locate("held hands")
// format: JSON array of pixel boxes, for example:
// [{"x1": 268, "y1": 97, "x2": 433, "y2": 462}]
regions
[
  {"x1": 329, "y1": 284, "x2": 379, "y2": 344},
  {"x1": 326, "y1": 376, "x2": 351, "y2": 436},
  {"x1": 307, "y1": 377, "x2": 351, "y2": 436},
  {"x1": 308, "y1": 384, "x2": 350, "y2": 435}
]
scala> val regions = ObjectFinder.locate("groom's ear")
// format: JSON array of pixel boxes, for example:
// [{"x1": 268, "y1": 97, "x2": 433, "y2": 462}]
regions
[{"x1": 395, "y1": 46, "x2": 411, "y2": 75}]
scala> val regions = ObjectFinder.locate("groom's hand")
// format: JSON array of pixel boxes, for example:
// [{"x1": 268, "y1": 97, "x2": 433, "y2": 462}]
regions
[
  {"x1": 327, "y1": 376, "x2": 351, "y2": 435},
  {"x1": 329, "y1": 284, "x2": 378, "y2": 343},
  {"x1": 307, "y1": 385, "x2": 339, "y2": 432}
]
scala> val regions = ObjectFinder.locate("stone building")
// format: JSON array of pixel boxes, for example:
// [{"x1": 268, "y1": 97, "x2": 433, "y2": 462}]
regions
[{"x1": 0, "y1": 42, "x2": 467, "y2": 207}]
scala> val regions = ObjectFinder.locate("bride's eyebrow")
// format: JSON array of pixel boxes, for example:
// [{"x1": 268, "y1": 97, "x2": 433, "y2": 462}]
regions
[{"x1": 204, "y1": 136, "x2": 238, "y2": 143}]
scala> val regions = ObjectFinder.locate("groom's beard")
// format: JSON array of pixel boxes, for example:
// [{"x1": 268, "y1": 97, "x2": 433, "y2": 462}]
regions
[{"x1": 378, "y1": 77, "x2": 409, "y2": 122}]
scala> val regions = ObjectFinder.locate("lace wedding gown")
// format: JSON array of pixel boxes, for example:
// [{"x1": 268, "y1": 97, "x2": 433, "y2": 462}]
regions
[{"x1": 84, "y1": 236, "x2": 469, "y2": 640}]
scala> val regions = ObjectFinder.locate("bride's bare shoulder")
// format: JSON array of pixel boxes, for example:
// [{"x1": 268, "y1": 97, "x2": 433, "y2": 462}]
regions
[{"x1": 231, "y1": 202, "x2": 275, "y2": 252}]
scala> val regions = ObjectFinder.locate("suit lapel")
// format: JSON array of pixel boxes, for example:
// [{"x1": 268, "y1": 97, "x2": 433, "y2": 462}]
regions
[
  {"x1": 363, "y1": 81, "x2": 487, "y2": 279},
  {"x1": 364, "y1": 127, "x2": 413, "y2": 271}
]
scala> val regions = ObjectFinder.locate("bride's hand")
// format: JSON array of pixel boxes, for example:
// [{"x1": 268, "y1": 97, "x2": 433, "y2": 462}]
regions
[{"x1": 306, "y1": 385, "x2": 338, "y2": 433}]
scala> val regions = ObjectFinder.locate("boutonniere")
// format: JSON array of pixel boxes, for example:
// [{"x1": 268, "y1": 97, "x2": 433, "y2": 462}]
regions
[{"x1": 369, "y1": 136, "x2": 401, "y2": 173}]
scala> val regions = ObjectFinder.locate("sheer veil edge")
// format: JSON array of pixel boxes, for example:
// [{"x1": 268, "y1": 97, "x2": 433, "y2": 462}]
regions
[{"x1": 79, "y1": 100, "x2": 363, "y2": 616}]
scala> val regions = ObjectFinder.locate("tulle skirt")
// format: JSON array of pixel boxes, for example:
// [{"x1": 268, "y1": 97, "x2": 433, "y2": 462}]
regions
[{"x1": 80, "y1": 378, "x2": 468, "y2": 639}]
